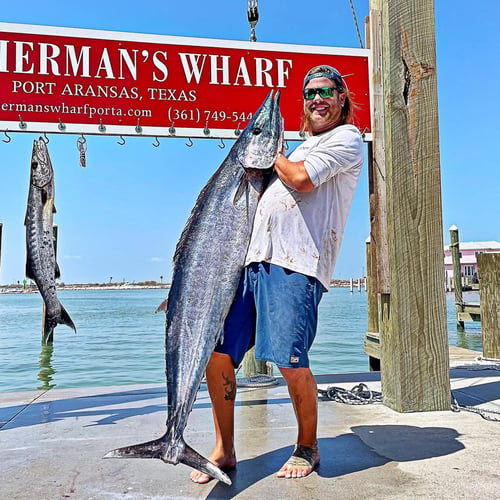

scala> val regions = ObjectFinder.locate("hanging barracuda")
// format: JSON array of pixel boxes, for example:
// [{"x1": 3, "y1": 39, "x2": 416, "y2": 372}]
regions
[
  {"x1": 104, "y1": 90, "x2": 283, "y2": 485},
  {"x1": 25, "y1": 137, "x2": 76, "y2": 343}
]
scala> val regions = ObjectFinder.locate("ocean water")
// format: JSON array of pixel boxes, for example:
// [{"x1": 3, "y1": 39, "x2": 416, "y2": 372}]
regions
[{"x1": 0, "y1": 288, "x2": 482, "y2": 393}]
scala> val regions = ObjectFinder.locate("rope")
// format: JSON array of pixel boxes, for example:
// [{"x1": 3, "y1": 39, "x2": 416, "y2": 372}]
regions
[
  {"x1": 237, "y1": 375, "x2": 279, "y2": 388},
  {"x1": 318, "y1": 383, "x2": 382, "y2": 404},
  {"x1": 348, "y1": 0, "x2": 364, "y2": 49},
  {"x1": 451, "y1": 395, "x2": 500, "y2": 422}
]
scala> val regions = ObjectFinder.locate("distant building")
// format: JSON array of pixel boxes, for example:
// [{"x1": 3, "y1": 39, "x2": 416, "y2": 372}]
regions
[{"x1": 444, "y1": 240, "x2": 500, "y2": 282}]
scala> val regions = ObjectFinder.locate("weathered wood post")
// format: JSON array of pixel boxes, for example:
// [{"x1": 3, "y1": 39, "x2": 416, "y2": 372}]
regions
[
  {"x1": 241, "y1": 346, "x2": 273, "y2": 377},
  {"x1": 449, "y1": 225, "x2": 464, "y2": 330},
  {"x1": 0, "y1": 222, "x2": 3, "y2": 270},
  {"x1": 477, "y1": 253, "x2": 500, "y2": 359},
  {"x1": 369, "y1": 0, "x2": 450, "y2": 411},
  {"x1": 365, "y1": 237, "x2": 381, "y2": 371}
]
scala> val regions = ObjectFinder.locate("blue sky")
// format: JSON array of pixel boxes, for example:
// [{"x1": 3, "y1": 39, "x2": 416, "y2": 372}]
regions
[{"x1": 0, "y1": 1, "x2": 498, "y2": 284}]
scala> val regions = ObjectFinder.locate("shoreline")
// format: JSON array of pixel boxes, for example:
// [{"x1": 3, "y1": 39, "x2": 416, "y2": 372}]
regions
[{"x1": 0, "y1": 279, "x2": 358, "y2": 294}]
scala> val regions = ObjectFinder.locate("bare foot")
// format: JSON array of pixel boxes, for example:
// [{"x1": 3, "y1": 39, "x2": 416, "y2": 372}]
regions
[
  {"x1": 190, "y1": 452, "x2": 236, "y2": 484},
  {"x1": 277, "y1": 444, "x2": 320, "y2": 479}
]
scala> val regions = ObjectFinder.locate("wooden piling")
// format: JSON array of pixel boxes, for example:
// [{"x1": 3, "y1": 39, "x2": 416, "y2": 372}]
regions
[
  {"x1": 449, "y1": 225, "x2": 464, "y2": 330},
  {"x1": 242, "y1": 346, "x2": 273, "y2": 377},
  {"x1": 369, "y1": 0, "x2": 450, "y2": 412},
  {"x1": 477, "y1": 252, "x2": 500, "y2": 359}
]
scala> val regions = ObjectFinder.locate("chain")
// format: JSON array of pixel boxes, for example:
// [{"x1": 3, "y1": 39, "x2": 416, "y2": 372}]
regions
[
  {"x1": 247, "y1": 0, "x2": 259, "y2": 42},
  {"x1": 76, "y1": 135, "x2": 87, "y2": 168}
]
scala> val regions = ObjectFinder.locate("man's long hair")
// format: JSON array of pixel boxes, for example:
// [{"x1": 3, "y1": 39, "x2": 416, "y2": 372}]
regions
[{"x1": 300, "y1": 65, "x2": 355, "y2": 135}]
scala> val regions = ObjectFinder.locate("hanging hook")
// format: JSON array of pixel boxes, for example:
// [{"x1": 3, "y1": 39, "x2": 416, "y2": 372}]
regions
[
  {"x1": 77, "y1": 135, "x2": 87, "y2": 168},
  {"x1": 117, "y1": 135, "x2": 126, "y2": 146},
  {"x1": 58, "y1": 118, "x2": 66, "y2": 131},
  {"x1": 41, "y1": 132, "x2": 50, "y2": 144},
  {"x1": 18, "y1": 114, "x2": 27, "y2": 129},
  {"x1": 218, "y1": 138, "x2": 225, "y2": 149},
  {"x1": 169, "y1": 123, "x2": 176, "y2": 135},
  {"x1": 247, "y1": 0, "x2": 259, "y2": 42},
  {"x1": 234, "y1": 123, "x2": 241, "y2": 137},
  {"x1": 152, "y1": 137, "x2": 160, "y2": 148},
  {"x1": 284, "y1": 140, "x2": 289, "y2": 150},
  {"x1": 2, "y1": 130, "x2": 11, "y2": 143},
  {"x1": 203, "y1": 118, "x2": 210, "y2": 136},
  {"x1": 185, "y1": 137, "x2": 194, "y2": 148},
  {"x1": 135, "y1": 118, "x2": 142, "y2": 134}
]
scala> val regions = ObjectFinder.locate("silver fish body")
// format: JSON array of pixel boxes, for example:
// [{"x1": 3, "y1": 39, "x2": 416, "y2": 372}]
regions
[
  {"x1": 25, "y1": 138, "x2": 76, "y2": 343},
  {"x1": 105, "y1": 91, "x2": 283, "y2": 485}
]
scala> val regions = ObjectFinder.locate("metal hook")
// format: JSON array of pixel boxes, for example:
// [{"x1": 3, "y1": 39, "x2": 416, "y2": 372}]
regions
[
  {"x1": 117, "y1": 135, "x2": 126, "y2": 146},
  {"x1": 218, "y1": 138, "x2": 225, "y2": 149},
  {"x1": 42, "y1": 133, "x2": 50, "y2": 144},
  {"x1": 247, "y1": 0, "x2": 259, "y2": 42},
  {"x1": 203, "y1": 119, "x2": 210, "y2": 136},
  {"x1": 152, "y1": 137, "x2": 160, "y2": 148},
  {"x1": 169, "y1": 123, "x2": 176, "y2": 135},
  {"x1": 234, "y1": 123, "x2": 241, "y2": 137},
  {"x1": 58, "y1": 118, "x2": 66, "y2": 131},
  {"x1": 284, "y1": 140, "x2": 289, "y2": 150},
  {"x1": 98, "y1": 119, "x2": 106, "y2": 133},
  {"x1": 185, "y1": 138, "x2": 194, "y2": 148},
  {"x1": 18, "y1": 114, "x2": 27, "y2": 129},
  {"x1": 2, "y1": 130, "x2": 11, "y2": 143},
  {"x1": 135, "y1": 118, "x2": 142, "y2": 134}
]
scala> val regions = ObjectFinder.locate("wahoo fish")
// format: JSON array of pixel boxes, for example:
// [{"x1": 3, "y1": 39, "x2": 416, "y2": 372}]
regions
[
  {"x1": 104, "y1": 91, "x2": 283, "y2": 485},
  {"x1": 25, "y1": 138, "x2": 76, "y2": 343}
]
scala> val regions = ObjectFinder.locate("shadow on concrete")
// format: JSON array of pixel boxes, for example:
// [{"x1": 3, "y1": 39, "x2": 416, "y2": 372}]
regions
[
  {"x1": 452, "y1": 380, "x2": 500, "y2": 406},
  {"x1": 206, "y1": 425, "x2": 464, "y2": 498}
]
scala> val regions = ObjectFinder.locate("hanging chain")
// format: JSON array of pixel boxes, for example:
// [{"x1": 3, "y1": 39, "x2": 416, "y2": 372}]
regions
[
  {"x1": 348, "y1": 0, "x2": 364, "y2": 48},
  {"x1": 76, "y1": 135, "x2": 87, "y2": 168},
  {"x1": 247, "y1": 0, "x2": 259, "y2": 42}
]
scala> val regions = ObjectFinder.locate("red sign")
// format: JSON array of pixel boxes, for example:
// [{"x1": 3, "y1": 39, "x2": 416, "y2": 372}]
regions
[{"x1": 0, "y1": 23, "x2": 371, "y2": 140}]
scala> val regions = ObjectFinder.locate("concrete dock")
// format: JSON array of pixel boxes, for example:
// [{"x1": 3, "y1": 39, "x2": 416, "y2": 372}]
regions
[{"x1": 1, "y1": 363, "x2": 500, "y2": 500}]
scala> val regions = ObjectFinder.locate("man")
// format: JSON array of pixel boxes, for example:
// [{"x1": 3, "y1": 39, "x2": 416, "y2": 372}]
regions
[{"x1": 190, "y1": 65, "x2": 364, "y2": 483}]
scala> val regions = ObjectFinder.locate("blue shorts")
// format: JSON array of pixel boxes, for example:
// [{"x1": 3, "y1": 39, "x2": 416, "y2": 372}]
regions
[{"x1": 215, "y1": 262, "x2": 324, "y2": 369}]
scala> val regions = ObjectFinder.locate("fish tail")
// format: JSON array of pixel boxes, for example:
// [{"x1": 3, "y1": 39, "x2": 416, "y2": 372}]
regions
[
  {"x1": 178, "y1": 439, "x2": 232, "y2": 485},
  {"x1": 59, "y1": 305, "x2": 76, "y2": 332},
  {"x1": 103, "y1": 435, "x2": 231, "y2": 485},
  {"x1": 42, "y1": 304, "x2": 76, "y2": 342}
]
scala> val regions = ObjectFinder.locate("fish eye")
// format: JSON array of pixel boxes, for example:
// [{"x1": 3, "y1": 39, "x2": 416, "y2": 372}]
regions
[
  {"x1": 252, "y1": 127, "x2": 262, "y2": 135},
  {"x1": 31, "y1": 161, "x2": 38, "y2": 170}
]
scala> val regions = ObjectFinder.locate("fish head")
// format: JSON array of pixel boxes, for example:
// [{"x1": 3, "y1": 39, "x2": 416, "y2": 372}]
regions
[
  {"x1": 30, "y1": 138, "x2": 54, "y2": 188},
  {"x1": 236, "y1": 90, "x2": 283, "y2": 171}
]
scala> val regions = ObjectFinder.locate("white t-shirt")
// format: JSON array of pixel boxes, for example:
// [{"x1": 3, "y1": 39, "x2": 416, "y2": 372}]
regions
[{"x1": 245, "y1": 124, "x2": 364, "y2": 290}]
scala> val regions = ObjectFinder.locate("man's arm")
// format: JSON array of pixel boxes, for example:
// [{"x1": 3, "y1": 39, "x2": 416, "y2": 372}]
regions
[{"x1": 274, "y1": 154, "x2": 314, "y2": 193}]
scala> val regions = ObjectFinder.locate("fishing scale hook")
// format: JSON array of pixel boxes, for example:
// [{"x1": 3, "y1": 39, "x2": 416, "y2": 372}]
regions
[
  {"x1": 117, "y1": 135, "x2": 126, "y2": 146},
  {"x1": 152, "y1": 137, "x2": 160, "y2": 148},
  {"x1": 2, "y1": 130, "x2": 11, "y2": 143},
  {"x1": 41, "y1": 133, "x2": 50, "y2": 144},
  {"x1": 218, "y1": 138, "x2": 225, "y2": 149},
  {"x1": 185, "y1": 138, "x2": 194, "y2": 148}
]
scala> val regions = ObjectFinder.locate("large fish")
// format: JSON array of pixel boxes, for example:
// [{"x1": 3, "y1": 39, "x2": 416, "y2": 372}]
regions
[
  {"x1": 25, "y1": 138, "x2": 76, "y2": 343},
  {"x1": 104, "y1": 91, "x2": 283, "y2": 484}
]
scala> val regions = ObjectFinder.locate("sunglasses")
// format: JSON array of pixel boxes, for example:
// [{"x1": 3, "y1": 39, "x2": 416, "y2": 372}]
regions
[{"x1": 302, "y1": 87, "x2": 338, "y2": 100}]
